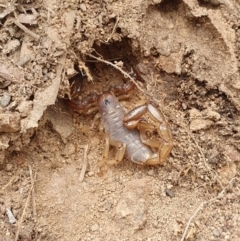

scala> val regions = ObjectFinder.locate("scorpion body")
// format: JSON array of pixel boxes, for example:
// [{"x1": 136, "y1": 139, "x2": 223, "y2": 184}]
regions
[
  {"x1": 98, "y1": 92, "x2": 154, "y2": 164},
  {"x1": 68, "y1": 69, "x2": 173, "y2": 167}
]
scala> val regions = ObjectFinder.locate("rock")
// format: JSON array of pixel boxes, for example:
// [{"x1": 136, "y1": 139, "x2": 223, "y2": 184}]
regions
[
  {"x1": 189, "y1": 108, "x2": 202, "y2": 120},
  {"x1": 0, "y1": 64, "x2": 24, "y2": 82},
  {"x1": 189, "y1": 108, "x2": 220, "y2": 131},
  {"x1": 88, "y1": 171, "x2": 94, "y2": 177},
  {"x1": 190, "y1": 119, "x2": 214, "y2": 131},
  {"x1": 218, "y1": 162, "x2": 237, "y2": 185},
  {"x1": 0, "y1": 135, "x2": 10, "y2": 151},
  {"x1": 147, "y1": 169, "x2": 154, "y2": 176},
  {"x1": 165, "y1": 188, "x2": 175, "y2": 198},
  {"x1": 0, "y1": 92, "x2": 11, "y2": 107},
  {"x1": 213, "y1": 228, "x2": 221, "y2": 237},
  {"x1": 5, "y1": 163, "x2": 13, "y2": 172},
  {"x1": 43, "y1": 100, "x2": 74, "y2": 143},
  {"x1": 62, "y1": 143, "x2": 75, "y2": 157},
  {"x1": 203, "y1": 109, "x2": 221, "y2": 121},
  {"x1": 91, "y1": 223, "x2": 99, "y2": 232},
  {"x1": 116, "y1": 178, "x2": 148, "y2": 230},
  {"x1": 104, "y1": 200, "x2": 112, "y2": 211},
  {"x1": 66, "y1": 68, "x2": 77, "y2": 77},
  {"x1": 0, "y1": 113, "x2": 21, "y2": 132},
  {"x1": 16, "y1": 100, "x2": 33, "y2": 117},
  {"x1": 6, "y1": 208, "x2": 17, "y2": 224},
  {"x1": 79, "y1": 3, "x2": 87, "y2": 12},
  {"x1": 3, "y1": 39, "x2": 20, "y2": 54},
  {"x1": 18, "y1": 14, "x2": 38, "y2": 25},
  {"x1": 225, "y1": 145, "x2": 240, "y2": 162}
]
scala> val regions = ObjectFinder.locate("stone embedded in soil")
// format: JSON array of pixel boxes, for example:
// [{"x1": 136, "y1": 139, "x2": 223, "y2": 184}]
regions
[
  {"x1": 18, "y1": 14, "x2": 37, "y2": 25},
  {"x1": 190, "y1": 119, "x2": 214, "y2": 131},
  {"x1": 91, "y1": 223, "x2": 99, "y2": 232},
  {"x1": 0, "y1": 92, "x2": 11, "y2": 107},
  {"x1": 16, "y1": 100, "x2": 33, "y2": 117},
  {"x1": 0, "y1": 113, "x2": 21, "y2": 132},
  {"x1": 189, "y1": 108, "x2": 221, "y2": 131},
  {"x1": 6, "y1": 208, "x2": 16, "y2": 224},
  {"x1": 213, "y1": 228, "x2": 221, "y2": 237},
  {"x1": 218, "y1": 162, "x2": 237, "y2": 185},
  {"x1": 165, "y1": 188, "x2": 175, "y2": 198},
  {"x1": 5, "y1": 163, "x2": 13, "y2": 172},
  {"x1": 0, "y1": 64, "x2": 24, "y2": 82},
  {"x1": 62, "y1": 142, "x2": 75, "y2": 157},
  {"x1": 225, "y1": 145, "x2": 240, "y2": 162},
  {"x1": 3, "y1": 39, "x2": 20, "y2": 54},
  {"x1": 116, "y1": 178, "x2": 148, "y2": 230},
  {"x1": 44, "y1": 102, "x2": 74, "y2": 143},
  {"x1": 79, "y1": 3, "x2": 87, "y2": 12},
  {"x1": 0, "y1": 135, "x2": 10, "y2": 152},
  {"x1": 204, "y1": 110, "x2": 221, "y2": 121},
  {"x1": 189, "y1": 108, "x2": 202, "y2": 118}
]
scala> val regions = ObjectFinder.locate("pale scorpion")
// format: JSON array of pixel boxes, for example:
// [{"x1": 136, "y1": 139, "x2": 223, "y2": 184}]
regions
[{"x1": 68, "y1": 71, "x2": 173, "y2": 167}]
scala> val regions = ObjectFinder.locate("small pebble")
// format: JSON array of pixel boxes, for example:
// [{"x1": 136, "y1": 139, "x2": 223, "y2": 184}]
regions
[
  {"x1": 147, "y1": 169, "x2": 154, "y2": 176},
  {"x1": 0, "y1": 92, "x2": 11, "y2": 107},
  {"x1": 182, "y1": 103, "x2": 187, "y2": 109},
  {"x1": 88, "y1": 171, "x2": 94, "y2": 177},
  {"x1": 213, "y1": 228, "x2": 221, "y2": 237},
  {"x1": 6, "y1": 208, "x2": 17, "y2": 224},
  {"x1": 91, "y1": 223, "x2": 99, "y2": 232},
  {"x1": 165, "y1": 189, "x2": 175, "y2": 198},
  {"x1": 4, "y1": 39, "x2": 20, "y2": 54},
  {"x1": 104, "y1": 200, "x2": 112, "y2": 211},
  {"x1": 5, "y1": 163, "x2": 13, "y2": 172},
  {"x1": 79, "y1": 3, "x2": 87, "y2": 12}
]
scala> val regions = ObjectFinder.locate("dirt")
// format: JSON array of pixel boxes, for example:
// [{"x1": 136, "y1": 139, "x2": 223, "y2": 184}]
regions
[{"x1": 0, "y1": 0, "x2": 240, "y2": 240}]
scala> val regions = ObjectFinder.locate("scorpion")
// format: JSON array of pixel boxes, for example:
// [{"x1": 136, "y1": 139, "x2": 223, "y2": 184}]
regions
[{"x1": 68, "y1": 70, "x2": 173, "y2": 167}]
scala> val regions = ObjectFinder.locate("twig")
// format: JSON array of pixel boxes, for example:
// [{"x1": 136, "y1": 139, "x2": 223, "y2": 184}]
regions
[
  {"x1": 29, "y1": 165, "x2": 37, "y2": 222},
  {"x1": 79, "y1": 145, "x2": 89, "y2": 182},
  {"x1": 0, "y1": 176, "x2": 15, "y2": 194},
  {"x1": 14, "y1": 20, "x2": 40, "y2": 40},
  {"x1": 105, "y1": 15, "x2": 119, "y2": 43},
  {"x1": 86, "y1": 53, "x2": 145, "y2": 94},
  {"x1": 14, "y1": 167, "x2": 36, "y2": 241},
  {"x1": 180, "y1": 177, "x2": 236, "y2": 241}
]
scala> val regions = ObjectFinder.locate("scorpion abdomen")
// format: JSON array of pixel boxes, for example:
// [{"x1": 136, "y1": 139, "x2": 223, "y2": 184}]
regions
[{"x1": 98, "y1": 92, "x2": 153, "y2": 164}]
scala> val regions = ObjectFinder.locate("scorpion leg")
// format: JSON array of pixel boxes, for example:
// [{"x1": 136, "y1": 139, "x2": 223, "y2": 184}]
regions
[
  {"x1": 123, "y1": 104, "x2": 173, "y2": 165},
  {"x1": 99, "y1": 134, "x2": 127, "y2": 167}
]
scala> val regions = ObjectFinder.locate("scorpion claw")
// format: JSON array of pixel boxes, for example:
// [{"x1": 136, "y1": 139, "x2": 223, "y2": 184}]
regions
[{"x1": 124, "y1": 103, "x2": 173, "y2": 165}]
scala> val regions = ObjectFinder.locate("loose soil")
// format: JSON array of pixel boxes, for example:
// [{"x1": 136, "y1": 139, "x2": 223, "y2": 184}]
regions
[{"x1": 0, "y1": 0, "x2": 240, "y2": 240}]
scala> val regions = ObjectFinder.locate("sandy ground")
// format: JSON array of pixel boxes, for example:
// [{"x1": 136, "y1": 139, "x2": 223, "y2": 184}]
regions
[{"x1": 0, "y1": 0, "x2": 240, "y2": 240}]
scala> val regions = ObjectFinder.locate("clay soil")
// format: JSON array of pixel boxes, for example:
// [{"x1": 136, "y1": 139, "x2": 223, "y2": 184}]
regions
[{"x1": 0, "y1": 0, "x2": 240, "y2": 240}]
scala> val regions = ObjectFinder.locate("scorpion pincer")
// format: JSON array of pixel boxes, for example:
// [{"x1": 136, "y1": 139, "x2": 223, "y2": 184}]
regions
[{"x1": 97, "y1": 91, "x2": 173, "y2": 166}]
